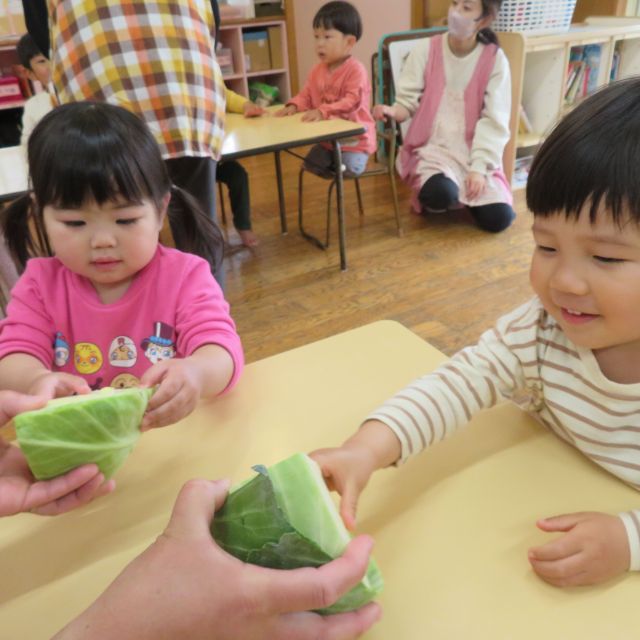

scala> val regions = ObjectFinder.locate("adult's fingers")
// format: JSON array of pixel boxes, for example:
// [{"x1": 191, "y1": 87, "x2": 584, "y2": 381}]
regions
[
  {"x1": 163, "y1": 478, "x2": 230, "y2": 540},
  {"x1": 35, "y1": 475, "x2": 116, "y2": 516},
  {"x1": 26, "y1": 465, "x2": 100, "y2": 512},
  {"x1": 275, "y1": 602, "x2": 381, "y2": 640},
  {"x1": 258, "y1": 535, "x2": 374, "y2": 614}
]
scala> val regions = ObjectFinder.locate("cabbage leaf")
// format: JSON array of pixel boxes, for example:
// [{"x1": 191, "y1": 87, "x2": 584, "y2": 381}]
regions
[
  {"x1": 15, "y1": 386, "x2": 153, "y2": 480},
  {"x1": 211, "y1": 453, "x2": 383, "y2": 614}
]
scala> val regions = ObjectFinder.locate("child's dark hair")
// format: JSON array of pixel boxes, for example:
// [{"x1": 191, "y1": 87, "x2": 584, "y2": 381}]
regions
[
  {"x1": 1, "y1": 101, "x2": 223, "y2": 271},
  {"x1": 527, "y1": 77, "x2": 640, "y2": 227},
  {"x1": 477, "y1": 0, "x2": 503, "y2": 46},
  {"x1": 16, "y1": 33, "x2": 42, "y2": 70},
  {"x1": 313, "y1": 1, "x2": 362, "y2": 40}
]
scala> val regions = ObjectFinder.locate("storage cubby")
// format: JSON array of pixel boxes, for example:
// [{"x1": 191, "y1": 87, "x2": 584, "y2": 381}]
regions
[
  {"x1": 219, "y1": 19, "x2": 290, "y2": 104},
  {"x1": 500, "y1": 18, "x2": 640, "y2": 188}
]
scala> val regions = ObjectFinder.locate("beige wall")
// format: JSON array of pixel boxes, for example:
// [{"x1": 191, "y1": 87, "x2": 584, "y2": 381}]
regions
[{"x1": 292, "y1": 0, "x2": 412, "y2": 88}]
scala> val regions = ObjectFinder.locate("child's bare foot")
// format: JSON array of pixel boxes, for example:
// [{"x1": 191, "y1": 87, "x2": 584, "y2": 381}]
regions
[{"x1": 238, "y1": 229, "x2": 259, "y2": 247}]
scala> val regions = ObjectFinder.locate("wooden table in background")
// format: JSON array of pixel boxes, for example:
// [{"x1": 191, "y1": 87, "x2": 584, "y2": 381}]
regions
[
  {"x1": 222, "y1": 108, "x2": 364, "y2": 270},
  {"x1": 0, "y1": 321, "x2": 638, "y2": 638},
  {"x1": 0, "y1": 145, "x2": 27, "y2": 204}
]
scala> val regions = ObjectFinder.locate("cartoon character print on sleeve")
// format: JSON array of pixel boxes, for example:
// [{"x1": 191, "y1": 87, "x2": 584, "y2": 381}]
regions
[
  {"x1": 74, "y1": 342, "x2": 103, "y2": 375},
  {"x1": 53, "y1": 332, "x2": 70, "y2": 367},
  {"x1": 109, "y1": 336, "x2": 137, "y2": 368},
  {"x1": 141, "y1": 321, "x2": 176, "y2": 365}
]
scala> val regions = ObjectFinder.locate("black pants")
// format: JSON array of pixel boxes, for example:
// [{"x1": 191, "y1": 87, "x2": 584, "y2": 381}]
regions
[
  {"x1": 217, "y1": 160, "x2": 251, "y2": 231},
  {"x1": 164, "y1": 156, "x2": 225, "y2": 286},
  {"x1": 418, "y1": 173, "x2": 515, "y2": 233}
]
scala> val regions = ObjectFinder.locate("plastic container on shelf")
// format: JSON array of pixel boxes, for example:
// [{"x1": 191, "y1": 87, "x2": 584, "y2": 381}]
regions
[
  {"x1": 494, "y1": 0, "x2": 577, "y2": 35},
  {"x1": 0, "y1": 75, "x2": 22, "y2": 105}
]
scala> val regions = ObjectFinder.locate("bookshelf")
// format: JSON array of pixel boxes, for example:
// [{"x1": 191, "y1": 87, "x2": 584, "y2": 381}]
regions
[
  {"x1": 218, "y1": 18, "x2": 291, "y2": 103},
  {"x1": 500, "y1": 18, "x2": 640, "y2": 189}
]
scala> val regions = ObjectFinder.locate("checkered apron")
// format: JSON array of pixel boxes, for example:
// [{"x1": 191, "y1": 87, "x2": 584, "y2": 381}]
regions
[{"x1": 49, "y1": 0, "x2": 226, "y2": 159}]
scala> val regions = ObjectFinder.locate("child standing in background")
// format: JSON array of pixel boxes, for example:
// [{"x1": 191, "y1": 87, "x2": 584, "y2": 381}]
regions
[
  {"x1": 312, "y1": 78, "x2": 640, "y2": 588},
  {"x1": 275, "y1": 1, "x2": 375, "y2": 179},
  {"x1": 15, "y1": 33, "x2": 57, "y2": 147},
  {"x1": 374, "y1": 0, "x2": 514, "y2": 232},
  {"x1": 0, "y1": 102, "x2": 243, "y2": 431},
  {"x1": 217, "y1": 87, "x2": 266, "y2": 248}
]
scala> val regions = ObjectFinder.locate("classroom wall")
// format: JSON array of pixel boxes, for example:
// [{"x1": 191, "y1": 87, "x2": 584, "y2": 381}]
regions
[{"x1": 292, "y1": 0, "x2": 412, "y2": 87}]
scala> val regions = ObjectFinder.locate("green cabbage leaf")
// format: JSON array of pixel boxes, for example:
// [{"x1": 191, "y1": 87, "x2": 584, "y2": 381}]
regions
[
  {"x1": 211, "y1": 453, "x2": 383, "y2": 614},
  {"x1": 15, "y1": 386, "x2": 153, "y2": 480}
]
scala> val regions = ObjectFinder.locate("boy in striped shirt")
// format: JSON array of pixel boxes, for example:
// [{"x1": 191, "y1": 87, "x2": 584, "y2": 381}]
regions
[{"x1": 311, "y1": 77, "x2": 640, "y2": 588}]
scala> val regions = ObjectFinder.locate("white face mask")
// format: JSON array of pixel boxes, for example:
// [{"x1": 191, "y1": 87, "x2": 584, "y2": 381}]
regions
[{"x1": 447, "y1": 7, "x2": 481, "y2": 40}]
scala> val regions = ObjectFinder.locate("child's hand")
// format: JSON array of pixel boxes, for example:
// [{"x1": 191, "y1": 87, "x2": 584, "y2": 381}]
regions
[
  {"x1": 139, "y1": 359, "x2": 203, "y2": 430},
  {"x1": 243, "y1": 102, "x2": 267, "y2": 118},
  {"x1": 371, "y1": 104, "x2": 395, "y2": 122},
  {"x1": 274, "y1": 104, "x2": 297, "y2": 117},
  {"x1": 309, "y1": 444, "x2": 378, "y2": 531},
  {"x1": 465, "y1": 171, "x2": 487, "y2": 200},
  {"x1": 28, "y1": 372, "x2": 91, "y2": 400},
  {"x1": 528, "y1": 511, "x2": 630, "y2": 586},
  {"x1": 301, "y1": 109, "x2": 323, "y2": 122}
]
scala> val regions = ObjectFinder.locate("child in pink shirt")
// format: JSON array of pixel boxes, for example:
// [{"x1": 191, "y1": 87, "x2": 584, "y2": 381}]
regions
[
  {"x1": 275, "y1": 1, "x2": 375, "y2": 178},
  {"x1": 0, "y1": 101, "x2": 243, "y2": 431}
]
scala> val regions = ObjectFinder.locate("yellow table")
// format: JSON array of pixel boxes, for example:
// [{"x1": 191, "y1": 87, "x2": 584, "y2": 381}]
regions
[
  {"x1": 222, "y1": 108, "x2": 365, "y2": 270},
  {"x1": 0, "y1": 321, "x2": 638, "y2": 638}
]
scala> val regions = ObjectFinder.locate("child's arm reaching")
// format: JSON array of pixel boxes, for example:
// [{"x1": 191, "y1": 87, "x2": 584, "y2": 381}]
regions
[
  {"x1": 528, "y1": 511, "x2": 631, "y2": 586},
  {"x1": 139, "y1": 344, "x2": 235, "y2": 430},
  {"x1": 310, "y1": 419, "x2": 402, "y2": 530}
]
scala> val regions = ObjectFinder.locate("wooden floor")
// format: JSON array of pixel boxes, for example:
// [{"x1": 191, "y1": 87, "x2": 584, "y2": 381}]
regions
[{"x1": 222, "y1": 150, "x2": 534, "y2": 364}]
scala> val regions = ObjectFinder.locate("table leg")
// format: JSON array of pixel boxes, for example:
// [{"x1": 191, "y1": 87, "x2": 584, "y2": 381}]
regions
[
  {"x1": 332, "y1": 141, "x2": 347, "y2": 271},
  {"x1": 274, "y1": 151, "x2": 288, "y2": 234}
]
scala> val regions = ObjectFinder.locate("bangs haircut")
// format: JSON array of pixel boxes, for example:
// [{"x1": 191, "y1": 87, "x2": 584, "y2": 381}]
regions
[
  {"x1": 28, "y1": 101, "x2": 170, "y2": 214},
  {"x1": 16, "y1": 33, "x2": 42, "y2": 70},
  {"x1": 313, "y1": 1, "x2": 362, "y2": 40},
  {"x1": 526, "y1": 77, "x2": 640, "y2": 227}
]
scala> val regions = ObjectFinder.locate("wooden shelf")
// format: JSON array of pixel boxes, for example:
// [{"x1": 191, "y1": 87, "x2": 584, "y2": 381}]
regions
[
  {"x1": 219, "y1": 19, "x2": 291, "y2": 102},
  {"x1": 500, "y1": 18, "x2": 640, "y2": 188}
]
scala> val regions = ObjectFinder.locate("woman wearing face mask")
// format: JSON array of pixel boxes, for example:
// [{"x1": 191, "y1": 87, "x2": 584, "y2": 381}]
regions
[{"x1": 373, "y1": 0, "x2": 514, "y2": 233}]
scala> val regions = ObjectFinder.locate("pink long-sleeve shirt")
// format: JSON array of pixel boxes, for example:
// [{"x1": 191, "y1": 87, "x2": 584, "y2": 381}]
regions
[
  {"x1": 0, "y1": 245, "x2": 243, "y2": 392},
  {"x1": 288, "y1": 56, "x2": 376, "y2": 154}
]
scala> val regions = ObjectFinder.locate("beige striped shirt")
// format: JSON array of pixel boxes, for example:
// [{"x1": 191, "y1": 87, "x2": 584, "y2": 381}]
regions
[{"x1": 368, "y1": 298, "x2": 640, "y2": 569}]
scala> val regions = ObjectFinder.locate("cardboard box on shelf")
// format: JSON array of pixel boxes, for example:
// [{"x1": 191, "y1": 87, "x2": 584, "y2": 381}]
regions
[
  {"x1": 254, "y1": 0, "x2": 284, "y2": 18},
  {"x1": 243, "y1": 30, "x2": 271, "y2": 72},
  {"x1": 267, "y1": 25, "x2": 284, "y2": 69}
]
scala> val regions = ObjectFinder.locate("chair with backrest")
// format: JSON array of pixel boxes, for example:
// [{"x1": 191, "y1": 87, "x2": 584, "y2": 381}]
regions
[{"x1": 297, "y1": 27, "x2": 445, "y2": 250}]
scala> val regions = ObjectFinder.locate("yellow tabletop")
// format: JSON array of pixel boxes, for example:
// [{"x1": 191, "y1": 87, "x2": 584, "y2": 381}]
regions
[
  {"x1": 0, "y1": 321, "x2": 638, "y2": 638},
  {"x1": 221, "y1": 106, "x2": 365, "y2": 160}
]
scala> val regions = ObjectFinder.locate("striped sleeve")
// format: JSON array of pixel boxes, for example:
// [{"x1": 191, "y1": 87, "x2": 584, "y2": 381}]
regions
[
  {"x1": 619, "y1": 511, "x2": 640, "y2": 571},
  {"x1": 366, "y1": 299, "x2": 545, "y2": 464}
]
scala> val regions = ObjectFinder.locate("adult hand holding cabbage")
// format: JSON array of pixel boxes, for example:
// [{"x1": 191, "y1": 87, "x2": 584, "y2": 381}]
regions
[
  {"x1": 0, "y1": 390, "x2": 114, "y2": 516},
  {"x1": 54, "y1": 478, "x2": 381, "y2": 640}
]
